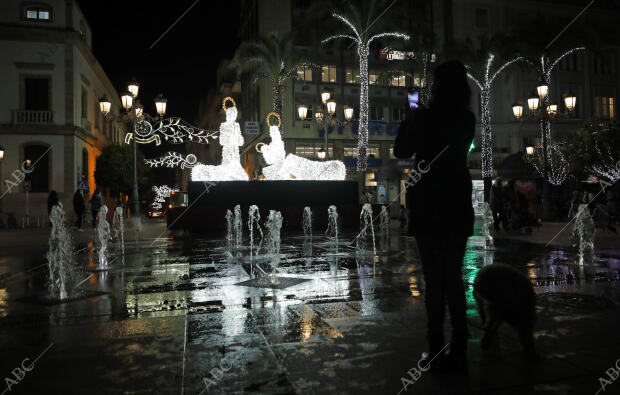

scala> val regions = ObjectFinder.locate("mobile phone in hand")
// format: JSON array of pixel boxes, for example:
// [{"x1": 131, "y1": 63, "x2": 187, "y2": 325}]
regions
[{"x1": 408, "y1": 88, "x2": 419, "y2": 109}]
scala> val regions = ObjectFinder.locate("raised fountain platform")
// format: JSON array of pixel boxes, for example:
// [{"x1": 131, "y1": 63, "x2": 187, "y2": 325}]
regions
[{"x1": 169, "y1": 181, "x2": 360, "y2": 232}]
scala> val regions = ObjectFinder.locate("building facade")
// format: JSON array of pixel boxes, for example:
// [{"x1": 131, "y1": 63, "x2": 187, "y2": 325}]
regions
[
  {"x1": 228, "y1": 0, "x2": 619, "y2": 207},
  {"x1": 0, "y1": 0, "x2": 123, "y2": 221}
]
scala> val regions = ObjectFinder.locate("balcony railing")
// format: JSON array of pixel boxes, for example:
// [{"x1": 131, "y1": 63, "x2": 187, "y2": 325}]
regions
[{"x1": 12, "y1": 110, "x2": 53, "y2": 125}]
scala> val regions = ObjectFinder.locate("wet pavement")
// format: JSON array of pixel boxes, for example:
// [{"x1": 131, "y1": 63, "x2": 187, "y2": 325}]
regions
[{"x1": 0, "y1": 218, "x2": 619, "y2": 394}]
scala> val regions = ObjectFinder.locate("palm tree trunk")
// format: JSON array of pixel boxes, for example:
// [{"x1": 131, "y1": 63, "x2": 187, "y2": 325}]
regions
[
  {"x1": 273, "y1": 84, "x2": 283, "y2": 118},
  {"x1": 357, "y1": 46, "x2": 369, "y2": 172},
  {"x1": 480, "y1": 88, "x2": 493, "y2": 201}
]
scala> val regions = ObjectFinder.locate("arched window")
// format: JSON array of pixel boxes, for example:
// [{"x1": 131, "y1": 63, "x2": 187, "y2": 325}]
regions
[
  {"x1": 24, "y1": 144, "x2": 50, "y2": 192},
  {"x1": 23, "y1": 3, "x2": 52, "y2": 22}
]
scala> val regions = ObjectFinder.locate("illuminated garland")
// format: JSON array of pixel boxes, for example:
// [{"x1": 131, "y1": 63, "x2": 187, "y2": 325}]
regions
[
  {"x1": 125, "y1": 118, "x2": 218, "y2": 146},
  {"x1": 591, "y1": 140, "x2": 620, "y2": 182},
  {"x1": 152, "y1": 185, "x2": 179, "y2": 210},
  {"x1": 467, "y1": 54, "x2": 524, "y2": 178},
  {"x1": 322, "y1": 12, "x2": 409, "y2": 171},
  {"x1": 529, "y1": 143, "x2": 568, "y2": 186},
  {"x1": 145, "y1": 152, "x2": 197, "y2": 169}
]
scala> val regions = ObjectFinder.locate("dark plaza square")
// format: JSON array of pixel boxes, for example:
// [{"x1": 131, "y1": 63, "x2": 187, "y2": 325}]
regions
[{"x1": 1, "y1": 0, "x2": 620, "y2": 394}]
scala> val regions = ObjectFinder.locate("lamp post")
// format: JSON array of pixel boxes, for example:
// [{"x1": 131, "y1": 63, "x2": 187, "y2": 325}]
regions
[
  {"x1": 299, "y1": 91, "x2": 354, "y2": 161},
  {"x1": 512, "y1": 85, "x2": 576, "y2": 220},
  {"x1": 99, "y1": 81, "x2": 167, "y2": 220}
]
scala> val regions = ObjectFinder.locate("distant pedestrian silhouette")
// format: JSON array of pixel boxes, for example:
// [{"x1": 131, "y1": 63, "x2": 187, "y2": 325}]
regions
[{"x1": 394, "y1": 60, "x2": 475, "y2": 370}]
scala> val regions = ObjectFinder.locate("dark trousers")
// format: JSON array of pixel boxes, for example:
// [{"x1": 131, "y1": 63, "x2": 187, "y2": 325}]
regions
[
  {"x1": 75, "y1": 210, "x2": 83, "y2": 228},
  {"x1": 416, "y1": 236, "x2": 469, "y2": 355}
]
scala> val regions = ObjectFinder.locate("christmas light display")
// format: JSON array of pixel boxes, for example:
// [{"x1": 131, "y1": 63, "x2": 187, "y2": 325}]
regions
[
  {"x1": 322, "y1": 12, "x2": 409, "y2": 171},
  {"x1": 125, "y1": 118, "x2": 217, "y2": 146},
  {"x1": 191, "y1": 98, "x2": 249, "y2": 181},
  {"x1": 257, "y1": 112, "x2": 346, "y2": 180},
  {"x1": 152, "y1": 185, "x2": 179, "y2": 210},
  {"x1": 528, "y1": 143, "x2": 568, "y2": 186},
  {"x1": 467, "y1": 54, "x2": 524, "y2": 178},
  {"x1": 526, "y1": 47, "x2": 585, "y2": 142},
  {"x1": 145, "y1": 152, "x2": 197, "y2": 169},
  {"x1": 591, "y1": 140, "x2": 620, "y2": 182}
]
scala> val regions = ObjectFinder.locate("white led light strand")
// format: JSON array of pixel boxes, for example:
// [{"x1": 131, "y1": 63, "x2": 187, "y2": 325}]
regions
[
  {"x1": 467, "y1": 54, "x2": 524, "y2": 178},
  {"x1": 529, "y1": 143, "x2": 568, "y2": 186},
  {"x1": 152, "y1": 185, "x2": 179, "y2": 210},
  {"x1": 258, "y1": 112, "x2": 346, "y2": 180},
  {"x1": 323, "y1": 12, "x2": 409, "y2": 171},
  {"x1": 191, "y1": 101, "x2": 249, "y2": 181},
  {"x1": 144, "y1": 152, "x2": 197, "y2": 169},
  {"x1": 125, "y1": 118, "x2": 217, "y2": 146}
]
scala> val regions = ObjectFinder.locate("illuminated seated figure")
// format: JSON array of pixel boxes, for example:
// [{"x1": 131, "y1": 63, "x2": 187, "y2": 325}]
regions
[
  {"x1": 191, "y1": 97, "x2": 249, "y2": 181},
  {"x1": 258, "y1": 112, "x2": 346, "y2": 181}
]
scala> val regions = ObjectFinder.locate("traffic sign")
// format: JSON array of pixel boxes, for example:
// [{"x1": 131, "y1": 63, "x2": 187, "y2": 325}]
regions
[{"x1": 244, "y1": 121, "x2": 260, "y2": 135}]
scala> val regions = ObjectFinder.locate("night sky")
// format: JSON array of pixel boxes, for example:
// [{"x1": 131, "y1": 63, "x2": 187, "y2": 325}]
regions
[{"x1": 79, "y1": 0, "x2": 241, "y2": 123}]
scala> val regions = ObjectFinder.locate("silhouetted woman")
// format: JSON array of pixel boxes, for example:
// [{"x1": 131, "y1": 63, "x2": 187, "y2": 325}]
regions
[{"x1": 394, "y1": 60, "x2": 475, "y2": 370}]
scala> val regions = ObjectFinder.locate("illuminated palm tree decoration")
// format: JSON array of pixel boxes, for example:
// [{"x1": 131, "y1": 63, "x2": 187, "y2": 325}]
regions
[
  {"x1": 467, "y1": 53, "x2": 524, "y2": 182},
  {"x1": 322, "y1": 2, "x2": 409, "y2": 171},
  {"x1": 230, "y1": 31, "x2": 316, "y2": 119},
  {"x1": 526, "y1": 47, "x2": 585, "y2": 142}
]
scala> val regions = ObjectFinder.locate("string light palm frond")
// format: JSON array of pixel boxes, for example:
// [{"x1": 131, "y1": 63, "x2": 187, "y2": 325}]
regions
[{"x1": 322, "y1": 7, "x2": 409, "y2": 171}]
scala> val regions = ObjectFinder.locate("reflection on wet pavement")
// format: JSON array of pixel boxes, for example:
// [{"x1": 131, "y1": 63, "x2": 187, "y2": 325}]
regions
[{"x1": 0, "y1": 218, "x2": 619, "y2": 394}]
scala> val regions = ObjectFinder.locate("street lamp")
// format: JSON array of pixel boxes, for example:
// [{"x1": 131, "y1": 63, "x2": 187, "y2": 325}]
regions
[
  {"x1": 513, "y1": 83, "x2": 577, "y2": 221},
  {"x1": 546, "y1": 101, "x2": 558, "y2": 117},
  {"x1": 315, "y1": 110, "x2": 324, "y2": 121},
  {"x1": 297, "y1": 105, "x2": 308, "y2": 121},
  {"x1": 527, "y1": 91, "x2": 540, "y2": 111},
  {"x1": 128, "y1": 78, "x2": 140, "y2": 98},
  {"x1": 326, "y1": 99, "x2": 336, "y2": 115},
  {"x1": 0, "y1": 145, "x2": 5, "y2": 161},
  {"x1": 154, "y1": 94, "x2": 167, "y2": 117},
  {"x1": 99, "y1": 80, "x2": 168, "y2": 221},
  {"x1": 344, "y1": 106, "x2": 354, "y2": 121},
  {"x1": 98, "y1": 95, "x2": 111, "y2": 116},
  {"x1": 317, "y1": 147, "x2": 326, "y2": 160},
  {"x1": 321, "y1": 91, "x2": 331, "y2": 104},
  {"x1": 536, "y1": 81, "x2": 549, "y2": 100},
  {"x1": 120, "y1": 91, "x2": 133, "y2": 111},
  {"x1": 563, "y1": 89, "x2": 577, "y2": 112},
  {"x1": 512, "y1": 101, "x2": 523, "y2": 120}
]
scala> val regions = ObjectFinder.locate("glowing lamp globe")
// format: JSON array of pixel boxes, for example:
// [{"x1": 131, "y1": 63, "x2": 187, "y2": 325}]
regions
[
  {"x1": 297, "y1": 105, "x2": 308, "y2": 120},
  {"x1": 526, "y1": 146, "x2": 534, "y2": 155},
  {"x1": 511, "y1": 102, "x2": 523, "y2": 120},
  {"x1": 344, "y1": 106, "x2": 354, "y2": 121},
  {"x1": 536, "y1": 82, "x2": 549, "y2": 99},
  {"x1": 120, "y1": 91, "x2": 133, "y2": 110},
  {"x1": 98, "y1": 95, "x2": 112, "y2": 116},
  {"x1": 564, "y1": 90, "x2": 576, "y2": 112},
  {"x1": 527, "y1": 91, "x2": 539, "y2": 111},
  {"x1": 321, "y1": 91, "x2": 331, "y2": 104},
  {"x1": 128, "y1": 78, "x2": 140, "y2": 98},
  {"x1": 546, "y1": 102, "x2": 558, "y2": 116},
  {"x1": 154, "y1": 94, "x2": 167, "y2": 116},
  {"x1": 317, "y1": 147, "x2": 326, "y2": 159},
  {"x1": 0, "y1": 145, "x2": 4, "y2": 161},
  {"x1": 326, "y1": 99, "x2": 336, "y2": 115},
  {"x1": 315, "y1": 110, "x2": 324, "y2": 121}
]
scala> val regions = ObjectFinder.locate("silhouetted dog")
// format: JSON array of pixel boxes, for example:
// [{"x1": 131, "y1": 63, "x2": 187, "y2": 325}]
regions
[{"x1": 473, "y1": 264, "x2": 538, "y2": 359}]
